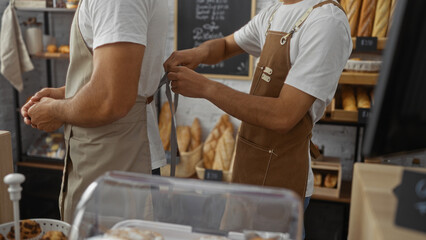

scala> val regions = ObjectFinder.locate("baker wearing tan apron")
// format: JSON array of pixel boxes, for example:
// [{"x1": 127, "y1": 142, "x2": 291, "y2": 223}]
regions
[
  {"x1": 232, "y1": 1, "x2": 344, "y2": 200},
  {"x1": 60, "y1": 2, "x2": 152, "y2": 223}
]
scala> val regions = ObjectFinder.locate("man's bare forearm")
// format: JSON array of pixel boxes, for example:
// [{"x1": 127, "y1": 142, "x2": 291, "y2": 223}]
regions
[{"x1": 198, "y1": 34, "x2": 244, "y2": 65}]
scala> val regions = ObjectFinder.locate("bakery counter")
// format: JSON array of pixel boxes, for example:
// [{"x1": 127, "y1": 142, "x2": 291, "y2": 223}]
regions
[{"x1": 348, "y1": 163, "x2": 426, "y2": 240}]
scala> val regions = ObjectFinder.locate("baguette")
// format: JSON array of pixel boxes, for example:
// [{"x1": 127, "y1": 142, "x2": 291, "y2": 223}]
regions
[
  {"x1": 189, "y1": 118, "x2": 202, "y2": 151},
  {"x1": 357, "y1": 0, "x2": 378, "y2": 37},
  {"x1": 177, "y1": 126, "x2": 191, "y2": 153},
  {"x1": 372, "y1": 0, "x2": 391, "y2": 37},
  {"x1": 346, "y1": 0, "x2": 363, "y2": 36},
  {"x1": 212, "y1": 128, "x2": 235, "y2": 171},
  {"x1": 342, "y1": 86, "x2": 357, "y2": 111},
  {"x1": 159, "y1": 102, "x2": 172, "y2": 150},
  {"x1": 203, "y1": 114, "x2": 233, "y2": 169},
  {"x1": 356, "y1": 87, "x2": 371, "y2": 109}
]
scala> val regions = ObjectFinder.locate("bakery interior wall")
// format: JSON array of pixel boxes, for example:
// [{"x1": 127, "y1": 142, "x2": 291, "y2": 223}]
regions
[{"x1": 0, "y1": 0, "x2": 425, "y2": 181}]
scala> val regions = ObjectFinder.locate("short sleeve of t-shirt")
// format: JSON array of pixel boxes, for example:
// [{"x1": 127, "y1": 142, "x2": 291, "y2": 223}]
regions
[
  {"x1": 285, "y1": 16, "x2": 351, "y2": 104},
  {"x1": 80, "y1": 0, "x2": 152, "y2": 49},
  {"x1": 234, "y1": 5, "x2": 274, "y2": 57}
]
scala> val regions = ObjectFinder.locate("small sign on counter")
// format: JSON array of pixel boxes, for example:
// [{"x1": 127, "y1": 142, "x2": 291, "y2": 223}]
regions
[
  {"x1": 356, "y1": 37, "x2": 378, "y2": 52},
  {"x1": 204, "y1": 169, "x2": 223, "y2": 182},
  {"x1": 394, "y1": 170, "x2": 426, "y2": 233}
]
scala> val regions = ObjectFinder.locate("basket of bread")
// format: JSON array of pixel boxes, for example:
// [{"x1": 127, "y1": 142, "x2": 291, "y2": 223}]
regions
[
  {"x1": 195, "y1": 114, "x2": 236, "y2": 182},
  {"x1": 0, "y1": 219, "x2": 70, "y2": 240},
  {"x1": 159, "y1": 103, "x2": 203, "y2": 178}
]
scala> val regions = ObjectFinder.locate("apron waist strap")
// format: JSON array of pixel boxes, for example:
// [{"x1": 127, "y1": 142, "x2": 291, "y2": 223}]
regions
[{"x1": 146, "y1": 95, "x2": 154, "y2": 104}]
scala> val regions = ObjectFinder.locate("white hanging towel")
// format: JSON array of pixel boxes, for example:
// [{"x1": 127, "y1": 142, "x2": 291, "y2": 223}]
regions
[{"x1": 0, "y1": 0, "x2": 34, "y2": 92}]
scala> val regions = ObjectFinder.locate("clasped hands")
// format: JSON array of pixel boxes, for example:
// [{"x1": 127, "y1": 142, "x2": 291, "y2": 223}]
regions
[
  {"x1": 21, "y1": 88, "x2": 65, "y2": 132},
  {"x1": 164, "y1": 49, "x2": 213, "y2": 98}
]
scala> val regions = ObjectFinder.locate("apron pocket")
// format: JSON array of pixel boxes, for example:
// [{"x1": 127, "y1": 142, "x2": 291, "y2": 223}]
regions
[{"x1": 233, "y1": 136, "x2": 277, "y2": 186}]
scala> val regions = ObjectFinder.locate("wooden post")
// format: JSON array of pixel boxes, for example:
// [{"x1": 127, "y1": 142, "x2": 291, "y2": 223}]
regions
[{"x1": 0, "y1": 131, "x2": 14, "y2": 223}]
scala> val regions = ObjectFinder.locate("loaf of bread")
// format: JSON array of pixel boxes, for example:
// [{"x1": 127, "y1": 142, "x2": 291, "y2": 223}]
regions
[
  {"x1": 158, "y1": 102, "x2": 171, "y2": 130},
  {"x1": 189, "y1": 118, "x2": 202, "y2": 151},
  {"x1": 314, "y1": 173, "x2": 322, "y2": 187},
  {"x1": 212, "y1": 128, "x2": 235, "y2": 171},
  {"x1": 342, "y1": 86, "x2": 357, "y2": 111},
  {"x1": 0, "y1": 234, "x2": 5, "y2": 240},
  {"x1": 159, "y1": 102, "x2": 172, "y2": 150},
  {"x1": 324, "y1": 174, "x2": 338, "y2": 188},
  {"x1": 357, "y1": 0, "x2": 378, "y2": 37},
  {"x1": 203, "y1": 114, "x2": 233, "y2": 169},
  {"x1": 346, "y1": 0, "x2": 363, "y2": 36},
  {"x1": 387, "y1": 0, "x2": 397, "y2": 36},
  {"x1": 177, "y1": 126, "x2": 191, "y2": 153},
  {"x1": 356, "y1": 87, "x2": 371, "y2": 108},
  {"x1": 372, "y1": 0, "x2": 391, "y2": 37}
]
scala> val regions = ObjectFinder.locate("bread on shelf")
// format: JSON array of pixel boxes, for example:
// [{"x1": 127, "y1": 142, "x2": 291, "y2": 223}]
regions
[
  {"x1": 212, "y1": 128, "x2": 235, "y2": 171},
  {"x1": 324, "y1": 174, "x2": 338, "y2": 188},
  {"x1": 177, "y1": 126, "x2": 191, "y2": 153},
  {"x1": 189, "y1": 118, "x2": 202, "y2": 151},
  {"x1": 203, "y1": 115, "x2": 233, "y2": 169},
  {"x1": 346, "y1": 0, "x2": 363, "y2": 36},
  {"x1": 314, "y1": 173, "x2": 322, "y2": 187},
  {"x1": 356, "y1": 87, "x2": 371, "y2": 108},
  {"x1": 372, "y1": 0, "x2": 391, "y2": 37},
  {"x1": 357, "y1": 0, "x2": 378, "y2": 37},
  {"x1": 159, "y1": 102, "x2": 172, "y2": 150},
  {"x1": 341, "y1": 86, "x2": 357, "y2": 111}
]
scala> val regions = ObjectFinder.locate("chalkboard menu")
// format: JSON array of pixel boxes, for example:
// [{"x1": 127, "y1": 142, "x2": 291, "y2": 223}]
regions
[{"x1": 175, "y1": 0, "x2": 256, "y2": 80}]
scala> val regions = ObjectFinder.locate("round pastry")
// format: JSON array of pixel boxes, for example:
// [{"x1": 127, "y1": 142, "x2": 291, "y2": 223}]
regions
[
  {"x1": 105, "y1": 228, "x2": 163, "y2": 240},
  {"x1": 41, "y1": 231, "x2": 67, "y2": 240},
  {"x1": 314, "y1": 173, "x2": 322, "y2": 186},
  {"x1": 58, "y1": 45, "x2": 70, "y2": 54},
  {"x1": 7, "y1": 219, "x2": 42, "y2": 239},
  {"x1": 324, "y1": 174, "x2": 338, "y2": 188},
  {"x1": 0, "y1": 234, "x2": 5, "y2": 240},
  {"x1": 47, "y1": 44, "x2": 57, "y2": 53}
]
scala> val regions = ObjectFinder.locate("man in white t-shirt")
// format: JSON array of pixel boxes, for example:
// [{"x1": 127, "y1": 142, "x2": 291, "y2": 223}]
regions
[
  {"x1": 21, "y1": 0, "x2": 168, "y2": 222},
  {"x1": 164, "y1": 0, "x2": 351, "y2": 213}
]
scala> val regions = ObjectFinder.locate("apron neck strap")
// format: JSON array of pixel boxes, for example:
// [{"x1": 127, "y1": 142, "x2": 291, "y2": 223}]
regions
[
  {"x1": 10, "y1": 0, "x2": 15, "y2": 7},
  {"x1": 157, "y1": 73, "x2": 180, "y2": 177},
  {"x1": 279, "y1": 0, "x2": 345, "y2": 45}
]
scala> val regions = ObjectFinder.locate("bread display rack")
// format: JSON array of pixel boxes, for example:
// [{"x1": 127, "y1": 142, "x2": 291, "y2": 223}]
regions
[
  {"x1": 1, "y1": 173, "x2": 70, "y2": 239},
  {"x1": 312, "y1": 157, "x2": 342, "y2": 198},
  {"x1": 69, "y1": 171, "x2": 304, "y2": 240}
]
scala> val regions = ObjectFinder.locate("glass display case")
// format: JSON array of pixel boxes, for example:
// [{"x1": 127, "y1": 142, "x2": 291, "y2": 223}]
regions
[{"x1": 69, "y1": 171, "x2": 303, "y2": 240}]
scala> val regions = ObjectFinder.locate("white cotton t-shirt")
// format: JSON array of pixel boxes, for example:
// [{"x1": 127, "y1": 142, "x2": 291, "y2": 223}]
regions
[
  {"x1": 78, "y1": 0, "x2": 168, "y2": 169},
  {"x1": 234, "y1": 0, "x2": 352, "y2": 197}
]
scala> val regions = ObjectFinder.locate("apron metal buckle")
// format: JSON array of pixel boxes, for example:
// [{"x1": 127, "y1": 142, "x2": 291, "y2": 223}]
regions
[{"x1": 280, "y1": 36, "x2": 288, "y2": 45}]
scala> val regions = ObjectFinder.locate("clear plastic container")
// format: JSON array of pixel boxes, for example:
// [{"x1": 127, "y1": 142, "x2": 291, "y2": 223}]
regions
[{"x1": 69, "y1": 171, "x2": 303, "y2": 240}]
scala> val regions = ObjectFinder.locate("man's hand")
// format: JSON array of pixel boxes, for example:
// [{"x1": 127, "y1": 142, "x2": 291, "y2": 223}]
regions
[
  {"x1": 167, "y1": 66, "x2": 215, "y2": 98},
  {"x1": 28, "y1": 98, "x2": 64, "y2": 132},
  {"x1": 21, "y1": 87, "x2": 65, "y2": 127},
  {"x1": 163, "y1": 48, "x2": 205, "y2": 72}
]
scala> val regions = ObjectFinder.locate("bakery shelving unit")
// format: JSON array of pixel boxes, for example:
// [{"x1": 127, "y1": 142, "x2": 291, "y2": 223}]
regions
[{"x1": 14, "y1": 7, "x2": 74, "y2": 219}]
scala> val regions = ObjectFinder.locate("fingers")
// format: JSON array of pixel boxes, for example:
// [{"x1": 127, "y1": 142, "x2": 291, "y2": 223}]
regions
[{"x1": 32, "y1": 88, "x2": 50, "y2": 101}]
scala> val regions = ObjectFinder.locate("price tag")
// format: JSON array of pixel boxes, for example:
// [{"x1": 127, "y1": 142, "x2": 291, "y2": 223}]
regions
[
  {"x1": 356, "y1": 37, "x2": 378, "y2": 52},
  {"x1": 204, "y1": 169, "x2": 223, "y2": 181},
  {"x1": 358, "y1": 108, "x2": 371, "y2": 124},
  {"x1": 394, "y1": 170, "x2": 426, "y2": 233}
]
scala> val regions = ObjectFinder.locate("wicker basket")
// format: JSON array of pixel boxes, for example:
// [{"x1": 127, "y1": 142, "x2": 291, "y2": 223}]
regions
[
  {"x1": 0, "y1": 218, "x2": 71, "y2": 240},
  {"x1": 195, "y1": 160, "x2": 233, "y2": 182},
  {"x1": 161, "y1": 143, "x2": 203, "y2": 178}
]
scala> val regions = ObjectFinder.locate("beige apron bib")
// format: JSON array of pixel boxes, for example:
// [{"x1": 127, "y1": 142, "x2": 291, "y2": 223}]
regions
[
  {"x1": 59, "y1": 1, "x2": 152, "y2": 223},
  {"x1": 232, "y1": 1, "x2": 344, "y2": 199}
]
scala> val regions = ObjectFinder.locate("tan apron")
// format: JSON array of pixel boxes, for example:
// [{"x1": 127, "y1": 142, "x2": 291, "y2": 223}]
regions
[
  {"x1": 59, "y1": 1, "x2": 152, "y2": 223},
  {"x1": 232, "y1": 1, "x2": 344, "y2": 199}
]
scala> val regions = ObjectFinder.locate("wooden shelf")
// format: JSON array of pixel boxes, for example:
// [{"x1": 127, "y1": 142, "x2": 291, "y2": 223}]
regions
[
  {"x1": 339, "y1": 72, "x2": 378, "y2": 85},
  {"x1": 17, "y1": 161, "x2": 64, "y2": 171},
  {"x1": 312, "y1": 180, "x2": 352, "y2": 204},
  {"x1": 16, "y1": 7, "x2": 76, "y2": 13},
  {"x1": 352, "y1": 37, "x2": 387, "y2": 50},
  {"x1": 32, "y1": 52, "x2": 69, "y2": 59}
]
